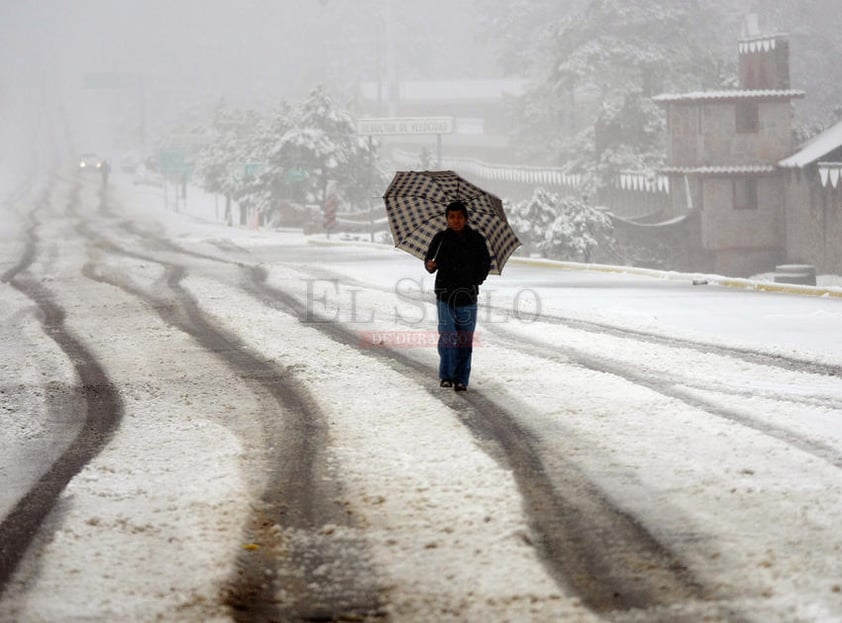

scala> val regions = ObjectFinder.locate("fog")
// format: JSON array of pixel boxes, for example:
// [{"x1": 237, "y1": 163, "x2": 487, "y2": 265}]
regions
[
  {"x1": 2, "y1": 1, "x2": 841, "y2": 204},
  {"x1": 0, "y1": 0, "x2": 500, "y2": 187}
]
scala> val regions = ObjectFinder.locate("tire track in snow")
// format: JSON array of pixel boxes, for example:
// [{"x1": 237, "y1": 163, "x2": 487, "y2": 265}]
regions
[
  {"x1": 521, "y1": 307, "x2": 842, "y2": 378},
  {"x1": 289, "y1": 267, "x2": 842, "y2": 465},
  {"x1": 0, "y1": 188, "x2": 123, "y2": 596},
  {"x1": 106, "y1": 221, "x2": 721, "y2": 614},
  {"x1": 487, "y1": 324, "x2": 842, "y2": 471},
  {"x1": 292, "y1": 264, "x2": 842, "y2": 379},
  {"x1": 72, "y1": 218, "x2": 388, "y2": 622},
  {"x1": 238, "y1": 265, "x2": 714, "y2": 615}
]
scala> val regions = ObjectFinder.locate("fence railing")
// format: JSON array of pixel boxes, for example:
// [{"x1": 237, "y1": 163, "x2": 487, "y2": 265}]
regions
[
  {"x1": 617, "y1": 171, "x2": 670, "y2": 193},
  {"x1": 442, "y1": 157, "x2": 583, "y2": 188},
  {"x1": 389, "y1": 149, "x2": 583, "y2": 202},
  {"x1": 387, "y1": 150, "x2": 676, "y2": 219},
  {"x1": 598, "y1": 172, "x2": 672, "y2": 220}
]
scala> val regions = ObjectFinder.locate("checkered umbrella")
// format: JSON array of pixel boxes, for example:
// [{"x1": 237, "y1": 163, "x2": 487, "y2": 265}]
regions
[{"x1": 383, "y1": 170, "x2": 521, "y2": 275}]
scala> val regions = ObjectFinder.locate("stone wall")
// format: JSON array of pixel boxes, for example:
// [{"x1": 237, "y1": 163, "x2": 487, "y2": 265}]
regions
[
  {"x1": 783, "y1": 166, "x2": 842, "y2": 273},
  {"x1": 738, "y1": 37, "x2": 790, "y2": 89},
  {"x1": 667, "y1": 101, "x2": 794, "y2": 166},
  {"x1": 700, "y1": 175, "x2": 784, "y2": 250},
  {"x1": 665, "y1": 104, "x2": 698, "y2": 165}
]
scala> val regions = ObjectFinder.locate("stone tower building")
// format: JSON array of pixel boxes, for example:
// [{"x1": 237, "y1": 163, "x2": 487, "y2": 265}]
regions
[{"x1": 652, "y1": 20, "x2": 805, "y2": 276}]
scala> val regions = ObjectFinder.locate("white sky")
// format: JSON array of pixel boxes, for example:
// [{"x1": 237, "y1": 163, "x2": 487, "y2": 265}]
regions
[{"x1": 0, "y1": 0, "x2": 501, "y2": 167}]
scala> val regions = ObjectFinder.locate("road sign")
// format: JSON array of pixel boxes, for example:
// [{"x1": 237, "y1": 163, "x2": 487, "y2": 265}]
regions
[
  {"x1": 356, "y1": 116, "x2": 454, "y2": 136},
  {"x1": 158, "y1": 149, "x2": 190, "y2": 175},
  {"x1": 286, "y1": 168, "x2": 307, "y2": 182},
  {"x1": 244, "y1": 162, "x2": 266, "y2": 177}
]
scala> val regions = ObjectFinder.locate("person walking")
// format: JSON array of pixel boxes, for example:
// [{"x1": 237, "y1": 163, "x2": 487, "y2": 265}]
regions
[{"x1": 424, "y1": 200, "x2": 491, "y2": 391}]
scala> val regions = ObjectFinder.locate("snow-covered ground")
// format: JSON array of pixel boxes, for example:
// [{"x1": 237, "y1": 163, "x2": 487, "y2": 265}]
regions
[{"x1": 2, "y1": 172, "x2": 842, "y2": 621}]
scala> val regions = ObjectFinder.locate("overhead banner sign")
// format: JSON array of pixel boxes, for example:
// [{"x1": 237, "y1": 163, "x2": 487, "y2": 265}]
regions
[{"x1": 357, "y1": 117, "x2": 454, "y2": 136}]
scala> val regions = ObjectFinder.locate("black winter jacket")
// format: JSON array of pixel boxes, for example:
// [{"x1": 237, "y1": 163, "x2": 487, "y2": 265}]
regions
[{"x1": 424, "y1": 226, "x2": 491, "y2": 306}]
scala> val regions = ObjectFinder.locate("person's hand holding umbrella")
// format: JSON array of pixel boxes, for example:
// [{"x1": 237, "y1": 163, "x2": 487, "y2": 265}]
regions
[{"x1": 383, "y1": 170, "x2": 521, "y2": 275}]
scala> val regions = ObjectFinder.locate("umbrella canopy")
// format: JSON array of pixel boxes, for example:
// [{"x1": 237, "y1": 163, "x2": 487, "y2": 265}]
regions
[{"x1": 383, "y1": 170, "x2": 521, "y2": 275}]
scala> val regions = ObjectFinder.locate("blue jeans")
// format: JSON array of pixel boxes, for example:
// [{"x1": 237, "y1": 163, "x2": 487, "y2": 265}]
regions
[{"x1": 436, "y1": 300, "x2": 478, "y2": 386}]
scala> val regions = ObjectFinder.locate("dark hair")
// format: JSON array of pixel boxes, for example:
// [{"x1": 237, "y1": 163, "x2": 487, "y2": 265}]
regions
[{"x1": 445, "y1": 200, "x2": 468, "y2": 219}]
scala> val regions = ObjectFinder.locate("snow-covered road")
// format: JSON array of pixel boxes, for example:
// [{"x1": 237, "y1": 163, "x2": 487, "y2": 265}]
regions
[{"x1": 2, "y1": 172, "x2": 842, "y2": 622}]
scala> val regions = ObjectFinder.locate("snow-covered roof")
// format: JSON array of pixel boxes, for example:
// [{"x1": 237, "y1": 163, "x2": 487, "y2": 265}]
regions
[
  {"x1": 653, "y1": 90, "x2": 804, "y2": 104},
  {"x1": 359, "y1": 79, "x2": 526, "y2": 102},
  {"x1": 660, "y1": 165, "x2": 777, "y2": 175},
  {"x1": 779, "y1": 119, "x2": 842, "y2": 168}
]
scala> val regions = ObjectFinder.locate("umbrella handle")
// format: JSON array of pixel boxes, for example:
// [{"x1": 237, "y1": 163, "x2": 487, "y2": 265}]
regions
[{"x1": 432, "y1": 241, "x2": 442, "y2": 261}]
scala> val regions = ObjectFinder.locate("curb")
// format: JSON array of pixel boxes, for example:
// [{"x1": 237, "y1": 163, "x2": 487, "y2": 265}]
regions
[
  {"x1": 509, "y1": 256, "x2": 842, "y2": 298},
  {"x1": 306, "y1": 237, "x2": 842, "y2": 299}
]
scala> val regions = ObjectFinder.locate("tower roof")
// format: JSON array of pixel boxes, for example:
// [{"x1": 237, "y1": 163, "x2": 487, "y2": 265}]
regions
[{"x1": 653, "y1": 90, "x2": 804, "y2": 104}]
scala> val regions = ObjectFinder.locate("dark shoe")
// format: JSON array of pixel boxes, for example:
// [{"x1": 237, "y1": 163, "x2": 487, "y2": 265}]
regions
[
  {"x1": 440, "y1": 379, "x2": 453, "y2": 388},
  {"x1": 453, "y1": 382, "x2": 467, "y2": 392}
]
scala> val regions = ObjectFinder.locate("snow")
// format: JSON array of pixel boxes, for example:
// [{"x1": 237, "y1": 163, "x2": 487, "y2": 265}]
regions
[
  {"x1": 779, "y1": 118, "x2": 842, "y2": 168},
  {"x1": 185, "y1": 271, "x2": 583, "y2": 619},
  {"x1": 2, "y1": 173, "x2": 842, "y2": 620}
]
